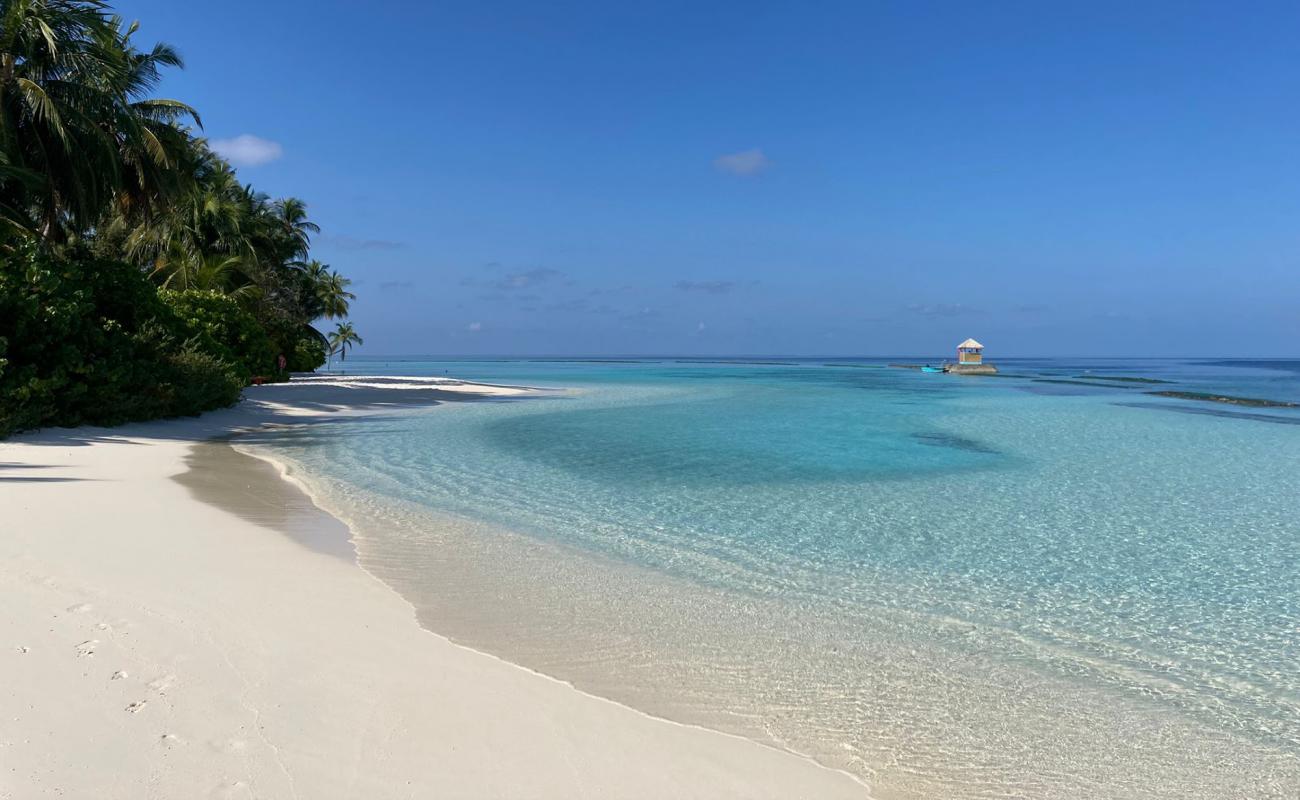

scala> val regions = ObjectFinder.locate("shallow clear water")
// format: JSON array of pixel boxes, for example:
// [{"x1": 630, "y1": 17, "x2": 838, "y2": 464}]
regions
[{"x1": 249, "y1": 358, "x2": 1300, "y2": 798}]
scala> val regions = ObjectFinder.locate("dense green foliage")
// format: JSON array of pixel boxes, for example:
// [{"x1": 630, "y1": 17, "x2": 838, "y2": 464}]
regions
[
  {"x1": 0, "y1": 0, "x2": 198, "y2": 239},
  {"x1": 274, "y1": 319, "x2": 328, "y2": 373},
  {"x1": 0, "y1": 243, "x2": 242, "y2": 434},
  {"x1": 0, "y1": 0, "x2": 357, "y2": 436},
  {"x1": 160, "y1": 289, "x2": 277, "y2": 382}
]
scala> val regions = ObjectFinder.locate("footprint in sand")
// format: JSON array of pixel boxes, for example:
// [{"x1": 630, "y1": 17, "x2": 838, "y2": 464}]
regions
[
  {"x1": 126, "y1": 700, "x2": 148, "y2": 714},
  {"x1": 16, "y1": 646, "x2": 29, "y2": 654},
  {"x1": 160, "y1": 733, "x2": 182, "y2": 747},
  {"x1": 210, "y1": 779, "x2": 252, "y2": 800},
  {"x1": 75, "y1": 640, "x2": 98, "y2": 657},
  {"x1": 110, "y1": 670, "x2": 128, "y2": 680},
  {"x1": 66, "y1": 603, "x2": 93, "y2": 614},
  {"x1": 148, "y1": 674, "x2": 177, "y2": 695}
]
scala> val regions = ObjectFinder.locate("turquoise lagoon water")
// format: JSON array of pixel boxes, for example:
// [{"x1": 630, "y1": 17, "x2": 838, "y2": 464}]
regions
[{"x1": 246, "y1": 358, "x2": 1300, "y2": 798}]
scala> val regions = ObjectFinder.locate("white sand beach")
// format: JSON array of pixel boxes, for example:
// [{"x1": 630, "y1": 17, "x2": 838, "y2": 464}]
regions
[{"x1": 0, "y1": 377, "x2": 865, "y2": 800}]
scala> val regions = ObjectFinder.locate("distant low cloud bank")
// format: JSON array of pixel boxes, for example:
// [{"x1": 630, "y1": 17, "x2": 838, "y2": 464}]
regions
[
  {"x1": 906, "y1": 303, "x2": 981, "y2": 318},
  {"x1": 323, "y1": 234, "x2": 406, "y2": 251},
  {"x1": 675, "y1": 279, "x2": 759, "y2": 295},
  {"x1": 713, "y1": 147, "x2": 770, "y2": 176},
  {"x1": 210, "y1": 134, "x2": 283, "y2": 167},
  {"x1": 675, "y1": 280, "x2": 738, "y2": 294},
  {"x1": 463, "y1": 266, "x2": 568, "y2": 292}
]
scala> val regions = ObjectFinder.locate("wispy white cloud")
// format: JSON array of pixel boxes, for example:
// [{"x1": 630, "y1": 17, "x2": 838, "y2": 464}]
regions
[
  {"x1": 467, "y1": 321, "x2": 483, "y2": 332},
  {"x1": 713, "y1": 148, "x2": 770, "y2": 176},
  {"x1": 210, "y1": 134, "x2": 283, "y2": 167}
]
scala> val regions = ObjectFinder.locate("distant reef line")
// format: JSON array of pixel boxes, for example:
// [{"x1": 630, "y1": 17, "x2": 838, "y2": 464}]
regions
[{"x1": 1145, "y1": 391, "x2": 1299, "y2": 409}]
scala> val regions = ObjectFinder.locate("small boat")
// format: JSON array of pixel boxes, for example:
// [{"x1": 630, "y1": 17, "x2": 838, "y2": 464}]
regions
[{"x1": 921, "y1": 365, "x2": 946, "y2": 373}]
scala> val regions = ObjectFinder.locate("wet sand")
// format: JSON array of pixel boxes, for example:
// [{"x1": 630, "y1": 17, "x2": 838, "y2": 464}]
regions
[{"x1": 176, "y1": 441, "x2": 356, "y2": 560}]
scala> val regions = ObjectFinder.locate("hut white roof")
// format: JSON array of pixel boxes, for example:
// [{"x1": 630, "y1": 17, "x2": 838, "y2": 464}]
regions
[{"x1": 957, "y1": 338, "x2": 984, "y2": 349}]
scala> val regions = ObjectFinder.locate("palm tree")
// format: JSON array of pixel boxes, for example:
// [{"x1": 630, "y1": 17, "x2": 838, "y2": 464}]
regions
[
  {"x1": 326, "y1": 322, "x2": 362, "y2": 371},
  {"x1": 151, "y1": 248, "x2": 257, "y2": 300},
  {"x1": 272, "y1": 197, "x2": 318, "y2": 260},
  {"x1": 0, "y1": 1, "x2": 199, "y2": 241},
  {"x1": 297, "y1": 257, "x2": 330, "y2": 284},
  {"x1": 0, "y1": 152, "x2": 38, "y2": 237},
  {"x1": 118, "y1": 145, "x2": 250, "y2": 268},
  {"x1": 289, "y1": 258, "x2": 354, "y2": 321},
  {"x1": 315, "y1": 266, "x2": 354, "y2": 319},
  {"x1": 0, "y1": 1, "x2": 363, "y2": 395}
]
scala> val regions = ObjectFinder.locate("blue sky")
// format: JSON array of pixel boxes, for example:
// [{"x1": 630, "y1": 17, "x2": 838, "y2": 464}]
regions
[{"x1": 121, "y1": 1, "x2": 1299, "y2": 356}]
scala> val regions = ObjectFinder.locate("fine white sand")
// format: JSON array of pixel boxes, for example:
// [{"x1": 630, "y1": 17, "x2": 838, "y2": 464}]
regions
[{"x1": 0, "y1": 376, "x2": 865, "y2": 799}]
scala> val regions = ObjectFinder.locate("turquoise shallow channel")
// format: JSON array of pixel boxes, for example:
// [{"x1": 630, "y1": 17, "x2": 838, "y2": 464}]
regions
[{"x1": 245, "y1": 357, "x2": 1300, "y2": 799}]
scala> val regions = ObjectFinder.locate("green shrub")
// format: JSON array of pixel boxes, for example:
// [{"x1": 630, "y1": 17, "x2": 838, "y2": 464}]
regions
[
  {"x1": 290, "y1": 331, "x2": 328, "y2": 372},
  {"x1": 161, "y1": 289, "x2": 278, "y2": 381},
  {"x1": 260, "y1": 318, "x2": 328, "y2": 373},
  {"x1": 160, "y1": 344, "x2": 246, "y2": 413},
  {"x1": 0, "y1": 244, "x2": 245, "y2": 436}
]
